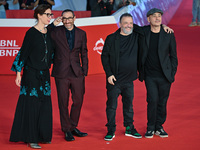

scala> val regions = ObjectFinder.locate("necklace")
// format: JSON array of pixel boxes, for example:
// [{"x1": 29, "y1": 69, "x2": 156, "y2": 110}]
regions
[
  {"x1": 39, "y1": 27, "x2": 46, "y2": 32},
  {"x1": 41, "y1": 33, "x2": 48, "y2": 67},
  {"x1": 36, "y1": 25, "x2": 46, "y2": 32}
]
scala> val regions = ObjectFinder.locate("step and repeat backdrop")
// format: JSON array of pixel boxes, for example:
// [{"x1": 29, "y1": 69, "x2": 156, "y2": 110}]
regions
[
  {"x1": 0, "y1": 17, "x2": 118, "y2": 75},
  {"x1": 0, "y1": 0, "x2": 182, "y2": 75}
]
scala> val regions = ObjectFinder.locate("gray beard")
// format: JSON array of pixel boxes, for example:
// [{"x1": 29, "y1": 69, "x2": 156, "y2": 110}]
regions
[{"x1": 122, "y1": 28, "x2": 133, "y2": 35}]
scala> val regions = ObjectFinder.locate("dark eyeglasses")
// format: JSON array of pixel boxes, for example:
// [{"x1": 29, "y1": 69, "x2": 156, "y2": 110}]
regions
[
  {"x1": 43, "y1": 13, "x2": 54, "y2": 18},
  {"x1": 62, "y1": 17, "x2": 74, "y2": 21}
]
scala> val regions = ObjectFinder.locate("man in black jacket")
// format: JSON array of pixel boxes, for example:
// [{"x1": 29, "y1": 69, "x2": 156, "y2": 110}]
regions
[
  {"x1": 101, "y1": 13, "x2": 143, "y2": 141},
  {"x1": 138, "y1": 8, "x2": 178, "y2": 138}
]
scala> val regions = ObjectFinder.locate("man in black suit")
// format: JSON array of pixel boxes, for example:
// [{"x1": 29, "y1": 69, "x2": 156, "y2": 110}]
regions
[
  {"x1": 101, "y1": 13, "x2": 143, "y2": 141},
  {"x1": 138, "y1": 8, "x2": 178, "y2": 138}
]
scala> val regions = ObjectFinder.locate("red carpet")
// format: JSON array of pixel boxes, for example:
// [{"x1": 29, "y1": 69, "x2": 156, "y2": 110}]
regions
[{"x1": 0, "y1": 0, "x2": 200, "y2": 149}]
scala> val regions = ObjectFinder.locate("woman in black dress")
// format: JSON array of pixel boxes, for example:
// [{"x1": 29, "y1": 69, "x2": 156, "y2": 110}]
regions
[{"x1": 9, "y1": 4, "x2": 61, "y2": 149}]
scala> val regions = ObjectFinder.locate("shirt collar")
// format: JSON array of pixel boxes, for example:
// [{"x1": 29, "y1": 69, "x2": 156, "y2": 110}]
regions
[{"x1": 66, "y1": 27, "x2": 75, "y2": 33}]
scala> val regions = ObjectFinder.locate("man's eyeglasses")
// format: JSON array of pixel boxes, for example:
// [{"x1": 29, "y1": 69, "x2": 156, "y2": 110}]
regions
[
  {"x1": 62, "y1": 17, "x2": 74, "y2": 21},
  {"x1": 43, "y1": 13, "x2": 54, "y2": 18}
]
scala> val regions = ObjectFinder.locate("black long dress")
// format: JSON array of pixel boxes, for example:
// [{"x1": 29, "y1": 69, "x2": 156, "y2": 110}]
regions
[{"x1": 10, "y1": 27, "x2": 54, "y2": 143}]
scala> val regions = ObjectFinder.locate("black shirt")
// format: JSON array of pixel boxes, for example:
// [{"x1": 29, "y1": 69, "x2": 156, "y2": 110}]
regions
[
  {"x1": 116, "y1": 32, "x2": 138, "y2": 84},
  {"x1": 66, "y1": 28, "x2": 75, "y2": 50},
  {"x1": 145, "y1": 31, "x2": 164, "y2": 77}
]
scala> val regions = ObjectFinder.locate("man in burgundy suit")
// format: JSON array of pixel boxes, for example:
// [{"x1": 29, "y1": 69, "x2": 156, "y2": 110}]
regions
[{"x1": 51, "y1": 9, "x2": 88, "y2": 141}]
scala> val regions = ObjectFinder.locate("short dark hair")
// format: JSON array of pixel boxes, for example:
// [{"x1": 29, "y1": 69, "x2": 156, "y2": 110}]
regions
[
  {"x1": 61, "y1": 9, "x2": 75, "y2": 17},
  {"x1": 119, "y1": 13, "x2": 133, "y2": 23},
  {"x1": 34, "y1": 4, "x2": 51, "y2": 20}
]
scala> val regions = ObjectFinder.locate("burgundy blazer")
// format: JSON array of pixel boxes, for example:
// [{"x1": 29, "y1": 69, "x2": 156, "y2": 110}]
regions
[{"x1": 51, "y1": 25, "x2": 88, "y2": 78}]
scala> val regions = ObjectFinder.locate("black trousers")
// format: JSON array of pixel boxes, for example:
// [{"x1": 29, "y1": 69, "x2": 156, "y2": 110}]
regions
[
  {"x1": 145, "y1": 76, "x2": 171, "y2": 131},
  {"x1": 106, "y1": 81, "x2": 134, "y2": 132}
]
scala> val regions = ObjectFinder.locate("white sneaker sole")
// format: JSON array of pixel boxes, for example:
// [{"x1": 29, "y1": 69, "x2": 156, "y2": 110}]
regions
[
  {"x1": 155, "y1": 133, "x2": 168, "y2": 138},
  {"x1": 125, "y1": 133, "x2": 142, "y2": 139},
  {"x1": 104, "y1": 135, "x2": 115, "y2": 141},
  {"x1": 145, "y1": 135, "x2": 154, "y2": 138}
]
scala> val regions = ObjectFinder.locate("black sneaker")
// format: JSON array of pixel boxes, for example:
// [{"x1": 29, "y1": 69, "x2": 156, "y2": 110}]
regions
[
  {"x1": 145, "y1": 130, "x2": 154, "y2": 138},
  {"x1": 104, "y1": 132, "x2": 115, "y2": 141},
  {"x1": 155, "y1": 128, "x2": 168, "y2": 138},
  {"x1": 125, "y1": 126, "x2": 142, "y2": 138}
]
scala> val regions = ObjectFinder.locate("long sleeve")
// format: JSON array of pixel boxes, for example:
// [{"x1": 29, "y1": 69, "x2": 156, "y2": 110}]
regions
[
  {"x1": 169, "y1": 33, "x2": 178, "y2": 77},
  {"x1": 101, "y1": 35, "x2": 113, "y2": 78},
  {"x1": 11, "y1": 30, "x2": 32, "y2": 72}
]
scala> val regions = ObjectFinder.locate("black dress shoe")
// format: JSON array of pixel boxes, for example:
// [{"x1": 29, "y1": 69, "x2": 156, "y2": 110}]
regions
[
  {"x1": 71, "y1": 128, "x2": 88, "y2": 137},
  {"x1": 65, "y1": 132, "x2": 75, "y2": 141}
]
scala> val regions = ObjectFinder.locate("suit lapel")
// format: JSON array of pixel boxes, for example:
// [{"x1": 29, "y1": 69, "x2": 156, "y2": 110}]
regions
[
  {"x1": 158, "y1": 27, "x2": 166, "y2": 55},
  {"x1": 144, "y1": 26, "x2": 151, "y2": 49},
  {"x1": 73, "y1": 27, "x2": 78, "y2": 51},
  {"x1": 114, "y1": 30, "x2": 121, "y2": 72},
  {"x1": 141, "y1": 26, "x2": 151, "y2": 64},
  {"x1": 60, "y1": 26, "x2": 70, "y2": 49}
]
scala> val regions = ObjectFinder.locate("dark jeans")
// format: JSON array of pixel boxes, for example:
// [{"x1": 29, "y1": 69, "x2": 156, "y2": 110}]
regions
[
  {"x1": 145, "y1": 76, "x2": 171, "y2": 131},
  {"x1": 106, "y1": 81, "x2": 134, "y2": 132}
]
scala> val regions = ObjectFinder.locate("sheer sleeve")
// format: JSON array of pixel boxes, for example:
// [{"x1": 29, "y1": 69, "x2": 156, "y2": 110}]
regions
[{"x1": 11, "y1": 29, "x2": 33, "y2": 72}]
